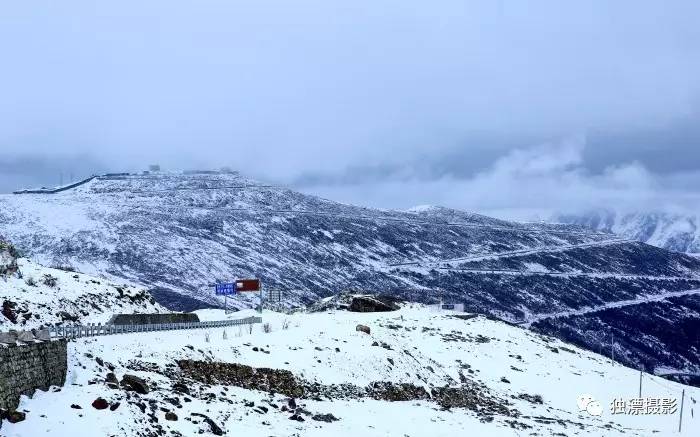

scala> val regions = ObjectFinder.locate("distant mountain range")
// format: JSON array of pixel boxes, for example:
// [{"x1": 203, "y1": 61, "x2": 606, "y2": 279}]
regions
[
  {"x1": 555, "y1": 209, "x2": 700, "y2": 254},
  {"x1": 1, "y1": 172, "x2": 699, "y2": 384}
]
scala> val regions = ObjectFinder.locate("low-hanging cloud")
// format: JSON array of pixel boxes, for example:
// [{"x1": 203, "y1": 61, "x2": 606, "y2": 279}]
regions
[
  {"x1": 299, "y1": 135, "x2": 700, "y2": 219},
  {"x1": 0, "y1": 1, "x2": 699, "y2": 211}
]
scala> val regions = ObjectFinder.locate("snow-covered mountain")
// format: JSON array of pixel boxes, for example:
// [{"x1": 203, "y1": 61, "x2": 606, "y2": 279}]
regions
[
  {"x1": 1, "y1": 258, "x2": 166, "y2": 329},
  {"x1": 3, "y1": 304, "x2": 699, "y2": 436},
  {"x1": 1, "y1": 172, "x2": 700, "y2": 384},
  {"x1": 555, "y1": 209, "x2": 700, "y2": 254}
]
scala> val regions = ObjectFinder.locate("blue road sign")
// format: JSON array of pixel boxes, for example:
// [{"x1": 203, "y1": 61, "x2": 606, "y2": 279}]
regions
[{"x1": 215, "y1": 282, "x2": 236, "y2": 295}]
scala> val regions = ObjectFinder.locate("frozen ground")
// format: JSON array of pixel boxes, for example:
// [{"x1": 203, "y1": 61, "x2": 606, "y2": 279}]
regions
[{"x1": 3, "y1": 306, "x2": 698, "y2": 436}]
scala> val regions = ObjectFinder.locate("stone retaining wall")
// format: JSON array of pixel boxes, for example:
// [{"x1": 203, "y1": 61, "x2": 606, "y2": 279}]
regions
[{"x1": 0, "y1": 340, "x2": 67, "y2": 411}]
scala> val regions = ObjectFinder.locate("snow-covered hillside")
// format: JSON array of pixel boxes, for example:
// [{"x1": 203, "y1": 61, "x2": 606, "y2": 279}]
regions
[
  {"x1": 2, "y1": 305, "x2": 698, "y2": 436},
  {"x1": 1, "y1": 259, "x2": 166, "y2": 329},
  {"x1": 1, "y1": 172, "x2": 700, "y2": 385},
  {"x1": 556, "y1": 209, "x2": 700, "y2": 254}
]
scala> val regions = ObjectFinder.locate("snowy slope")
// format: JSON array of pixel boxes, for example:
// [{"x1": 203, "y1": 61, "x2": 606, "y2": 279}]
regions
[
  {"x1": 555, "y1": 209, "x2": 700, "y2": 254},
  {"x1": 1, "y1": 172, "x2": 700, "y2": 385},
  {"x1": 1, "y1": 259, "x2": 166, "y2": 329},
  {"x1": 2, "y1": 306, "x2": 698, "y2": 436}
]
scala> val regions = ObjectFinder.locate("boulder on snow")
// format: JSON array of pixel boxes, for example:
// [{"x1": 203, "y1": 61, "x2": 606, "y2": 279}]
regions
[
  {"x1": 355, "y1": 324, "x2": 371, "y2": 335},
  {"x1": 349, "y1": 295, "x2": 399, "y2": 313},
  {"x1": 191, "y1": 413, "x2": 223, "y2": 435},
  {"x1": 6, "y1": 410, "x2": 26, "y2": 423},
  {"x1": 120, "y1": 374, "x2": 149, "y2": 394},
  {"x1": 91, "y1": 398, "x2": 109, "y2": 410},
  {"x1": 312, "y1": 413, "x2": 339, "y2": 422},
  {"x1": 105, "y1": 373, "x2": 119, "y2": 385}
]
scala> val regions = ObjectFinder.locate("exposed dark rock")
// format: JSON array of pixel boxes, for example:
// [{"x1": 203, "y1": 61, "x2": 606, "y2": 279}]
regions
[
  {"x1": 2, "y1": 301, "x2": 17, "y2": 324},
  {"x1": 349, "y1": 295, "x2": 398, "y2": 313},
  {"x1": 312, "y1": 413, "x2": 339, "y2": 422},
  {"x1": 92, "y1": 398, "x2": 109, "y2": 410},
  {"x1": 355, "y1": 324, "x2": 370, "y2": 335},
  {"x1": 191, "y1": 413, "x2": 223, "y2": 435},
  {"x1": 57, "y1": 311, "x2": 79, "y2": 322},
  {"x1": 121, "y1": 374, "x2": 149, "y2": 394},
  {"x1": 165, "y1": 411, "x2": 178, "y2": 421},
  {"x1": 172, "y1": 382, "x2": 190, "y2": 395},
  {"x1": 177, "y1": 360, "x2": 517, "y2": 418},
  {"x1": 517, "y1": 393, "x2": 544, "y2": 405},
  {"x1": 6, "y1": 410, "x2": 26, "y2": 423},
  {"x1": 105, "y1": 373, "x2": 119, "y2": 385}
]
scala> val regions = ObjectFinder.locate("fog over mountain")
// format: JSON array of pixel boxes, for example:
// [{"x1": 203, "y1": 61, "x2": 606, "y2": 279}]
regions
[{"x1": 1, "y1": 1, "x2": 699, "y2": 214}]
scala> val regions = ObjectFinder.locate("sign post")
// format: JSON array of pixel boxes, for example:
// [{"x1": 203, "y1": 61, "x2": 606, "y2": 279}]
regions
[
  {"x1": 215, "y1": 279, "x2": 261, "y2": 313},
  {"x1": 233, "y1": 279, "x2": 262, "y2": 313},
  {"x1": 215, "y1": 282, "x2": 236, "y2": 314}
]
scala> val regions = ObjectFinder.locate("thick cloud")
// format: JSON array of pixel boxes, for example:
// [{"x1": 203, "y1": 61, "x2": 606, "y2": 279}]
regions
[
  {"x1": 1, "y1": 1, "x2": 699, "y2": 212},
  {"x1": 301, "y1": 136, "x2": 700, "y2": 218}
]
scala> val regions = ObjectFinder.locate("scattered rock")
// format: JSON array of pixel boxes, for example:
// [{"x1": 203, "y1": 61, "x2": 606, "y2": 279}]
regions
[
  {"x1": 6, "y1": 411, "x2": 26, "y2": 423},
  {"x1": 57, "y1": 311, "x2": 79, "y2": 322},
  {"x1": 121, "y1": 374, "x2": 149, "y2": 394},
  {"x1": 355, "y1": 324, "x2": 371, "y2": 335},
  {"x1": 71, "y1": 404, "x2": 82, "y2": 409},
  {"x1": 191, "y1": 413, "x2": 223, "y2": 435},
  {"x1": 172, "y1": 382, "x2": 190, "y2": 395},
  {"x1": 92, "y1": 398, "x2": 109, "y2": 410},
  {"x1": 110, "y1": 402, "x2": 121, "y2": 411},
  {"x1": 165, "y1": 412, "x2": 178, "y2": 421},
  {"x1": 105, "y1": 373, "x2": 119, "y2": 385},
  {"x1": 516, "y1": 393, "x2": 543, "y2": 404},
  {"x1": 289, "y1": 413, "x2": 305, "y2": 422},
  {"x1": 312, "y1": 413, "x2": 339, "y2": 422}
]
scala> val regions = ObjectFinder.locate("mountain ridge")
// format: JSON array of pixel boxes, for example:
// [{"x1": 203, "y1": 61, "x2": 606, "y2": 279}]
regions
[{"x1": 1, "y1": 171, "x2": 699, "y2": 384}]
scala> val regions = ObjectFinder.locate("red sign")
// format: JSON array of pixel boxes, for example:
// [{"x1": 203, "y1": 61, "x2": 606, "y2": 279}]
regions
[{"x1": 235, "y1": 279, "x2": 260, "y2": 292}]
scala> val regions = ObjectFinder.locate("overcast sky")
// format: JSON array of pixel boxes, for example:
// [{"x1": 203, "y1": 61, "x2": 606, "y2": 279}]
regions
[{"x1": 1, "y1": 1, "x2": 699, "y2": 217}]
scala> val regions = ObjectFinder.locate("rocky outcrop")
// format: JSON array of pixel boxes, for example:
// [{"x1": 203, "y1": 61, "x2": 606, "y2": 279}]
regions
[
  {"x1": 310, "y1": 293, "x2": 402, "y2": 313},
  {"x1": 349, "y1": 295, "x2": 399, "y2": 313},
  {"x1": 120, "y1": 374, "x2": 149, "y2": 394},
  {"x1": 0, "y1": 238, "x2": 18, "y2": 276},
  {"x1": 176, "y1": 360, "x2": 518, "y2": 418}
]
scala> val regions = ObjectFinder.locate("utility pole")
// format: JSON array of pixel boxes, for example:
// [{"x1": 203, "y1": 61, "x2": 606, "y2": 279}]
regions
[
  {"x1": 638, "y1": 370, "x2": 642, "y2": 398},
  {"x1": 611, "y1": 330, "x2": 615, "y2": 362},
  {"x1": 679, "y1": 389, "x2": 685, "y2": 433}
]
